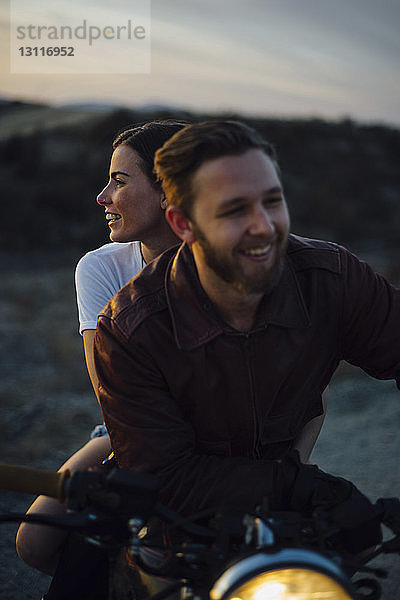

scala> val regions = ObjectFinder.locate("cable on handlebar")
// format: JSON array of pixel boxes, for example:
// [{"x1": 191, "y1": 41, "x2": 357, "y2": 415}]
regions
[{"x1": 155, "y1": 503, "x2": 216, "y2": 539}]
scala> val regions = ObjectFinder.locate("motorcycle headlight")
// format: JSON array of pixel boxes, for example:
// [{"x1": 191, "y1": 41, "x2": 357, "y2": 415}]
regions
[{"x1": 210, "y1": 549, "x2": 356, "y2": 600}]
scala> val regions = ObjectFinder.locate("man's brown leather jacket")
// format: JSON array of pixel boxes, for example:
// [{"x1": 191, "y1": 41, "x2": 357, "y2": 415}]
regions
[{"x1": 95, "y1": 235, "x2": 400, "y2": 515}]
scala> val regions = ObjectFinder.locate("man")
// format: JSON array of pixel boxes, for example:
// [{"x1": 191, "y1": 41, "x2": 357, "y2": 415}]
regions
[{"x1": 95, "y1": 120, "x2": 400, "y2": 522}]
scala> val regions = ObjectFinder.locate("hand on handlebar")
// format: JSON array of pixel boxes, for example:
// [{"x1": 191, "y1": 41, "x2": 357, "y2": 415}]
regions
[{"x1": 280, "y1": 451, "x2": 382, "y2": 554}]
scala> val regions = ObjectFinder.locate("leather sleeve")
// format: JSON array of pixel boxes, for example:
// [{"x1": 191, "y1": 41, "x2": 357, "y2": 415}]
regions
[
  {"x1": 94, "y1": 316, "x2": 281, "y2": 516},
  {"x1": 339, "y1": 246, "x2": 400, "y2": 388}
]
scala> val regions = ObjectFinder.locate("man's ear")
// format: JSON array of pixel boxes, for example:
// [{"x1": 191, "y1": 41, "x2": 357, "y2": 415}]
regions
[
  {"x1": 165, "y1": 205, "x2": 196, "y2": 243},
  {"x1": 160, "y1": 193, "x2": 168, "y2": 210}
]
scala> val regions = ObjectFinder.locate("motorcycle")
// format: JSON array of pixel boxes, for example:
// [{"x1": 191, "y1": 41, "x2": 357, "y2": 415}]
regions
[{"x1": 0, "y1": 461, "x2": 399, "y2": 600}]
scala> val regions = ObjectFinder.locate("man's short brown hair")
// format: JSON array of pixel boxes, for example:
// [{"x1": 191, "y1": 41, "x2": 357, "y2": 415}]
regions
[{"x1": 154, "y1": 120, "x2": 280, "y2": 218}]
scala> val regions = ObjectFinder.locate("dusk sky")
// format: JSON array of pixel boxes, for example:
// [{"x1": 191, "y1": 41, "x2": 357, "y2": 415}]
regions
[{"x1": 1, "y1": 0, "x2": 399, "y2": 126}]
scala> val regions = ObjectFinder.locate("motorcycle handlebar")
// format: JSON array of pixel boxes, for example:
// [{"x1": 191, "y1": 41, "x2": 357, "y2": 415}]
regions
[
  {"x1": 0, "y1": 462, "x2": 217, "y2": 541},
  {"x1": 1, "y1": 461, "x2": 399, "y2": 549},
  {"x1": 0, "y1": 462, "x2": 70, "y2": 502}
]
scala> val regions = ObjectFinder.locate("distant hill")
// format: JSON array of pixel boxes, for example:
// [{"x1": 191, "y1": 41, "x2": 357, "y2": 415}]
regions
[{"x1": 2, "y1": 100, "x2": 399, "y2": 277}]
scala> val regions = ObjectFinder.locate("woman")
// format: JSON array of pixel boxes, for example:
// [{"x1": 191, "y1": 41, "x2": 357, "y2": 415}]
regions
[{"x1": 15, "y1": 119, "x2": 188, "y2": 576}]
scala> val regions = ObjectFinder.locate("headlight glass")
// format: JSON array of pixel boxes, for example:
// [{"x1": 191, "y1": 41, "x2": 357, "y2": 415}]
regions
[{"x1": 227, "y1": 568, "x2": 353, "y2": 600}]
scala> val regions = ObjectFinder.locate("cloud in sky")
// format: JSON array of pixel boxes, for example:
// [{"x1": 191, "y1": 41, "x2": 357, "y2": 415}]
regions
[{"x1": 1, "y1": 0, "x2": 399, "y2": 125}]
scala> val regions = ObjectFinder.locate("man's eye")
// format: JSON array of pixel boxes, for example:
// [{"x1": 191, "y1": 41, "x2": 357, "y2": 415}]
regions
[
  {"x1": 115, "y1": 179, "x2": 125, "y2": 187},
  {"x1": 221, "y1": 206, "x2": 246, "y2": 217}
]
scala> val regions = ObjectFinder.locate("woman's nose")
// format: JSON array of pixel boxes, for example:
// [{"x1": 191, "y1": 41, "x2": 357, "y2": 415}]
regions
[{"x1": 97, "y1": 184, "x2": 111, "y2": 205}]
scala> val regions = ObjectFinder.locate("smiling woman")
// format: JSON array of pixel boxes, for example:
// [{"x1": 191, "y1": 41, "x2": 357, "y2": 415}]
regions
[
  {"x1": 15, "y1": 119, "x2": 188, "y2": 581},
  {"x1": 97, "y1": 144, "x2": 167, "y2": 248}
]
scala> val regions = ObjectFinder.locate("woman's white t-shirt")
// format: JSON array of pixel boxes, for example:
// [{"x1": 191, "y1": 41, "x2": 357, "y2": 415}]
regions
[{"x1": 75, "y1": 241, "x2": 144, "y2": 334}]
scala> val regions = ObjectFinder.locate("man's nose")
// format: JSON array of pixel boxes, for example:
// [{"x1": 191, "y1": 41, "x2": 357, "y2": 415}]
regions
[
  {"x1": 97, "y1": 184, "x2": 111, "y2": 206},
  {"x1": 248, "y1": 207, "x2": 275, "y2": 237}
]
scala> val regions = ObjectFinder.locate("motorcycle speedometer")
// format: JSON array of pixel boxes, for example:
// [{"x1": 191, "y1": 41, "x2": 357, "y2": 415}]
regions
[{"x1": 210, "y1": 549, "x2": 356, "y2": 600}]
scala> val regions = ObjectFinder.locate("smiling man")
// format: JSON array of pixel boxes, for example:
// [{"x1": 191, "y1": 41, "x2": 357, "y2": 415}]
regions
[
  {"x1": 95, "y1": 120, "x2": 400, "y2": 520},
  {"x1": 167, "y1": 146, "x2": 289, "y2": 331}
]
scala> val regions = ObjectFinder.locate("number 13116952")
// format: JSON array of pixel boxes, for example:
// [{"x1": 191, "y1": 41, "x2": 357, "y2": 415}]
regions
[{"x1": 18, "y1": 46, "x2": 75, "y2": 56}]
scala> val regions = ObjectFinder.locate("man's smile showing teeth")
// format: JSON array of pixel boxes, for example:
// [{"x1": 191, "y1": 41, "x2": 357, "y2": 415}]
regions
[
  {"x1": 241, "y1": 244, "x2": 272, "y2": 257},
  {"x1": 106, "y1": 213, "x2": 121, "y2": 223}
]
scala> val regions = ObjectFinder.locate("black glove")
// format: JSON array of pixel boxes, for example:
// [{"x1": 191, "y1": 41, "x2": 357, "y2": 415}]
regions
[
  {"x1": 376, "y1": 497, "x2": 400, "y2": 534},
  {"x1": 278, "y1": 451, "x2": 382, "y2": 554}
]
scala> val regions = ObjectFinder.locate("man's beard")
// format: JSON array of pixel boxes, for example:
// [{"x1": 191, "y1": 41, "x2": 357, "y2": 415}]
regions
[{"x1": 193, "y1": 225, "x2": 287, "y2": 295}]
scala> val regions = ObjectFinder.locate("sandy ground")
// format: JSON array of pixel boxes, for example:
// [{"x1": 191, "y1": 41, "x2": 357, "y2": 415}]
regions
[{"x1": 0, "y1": 264, "x2": 399, "y2": 599}]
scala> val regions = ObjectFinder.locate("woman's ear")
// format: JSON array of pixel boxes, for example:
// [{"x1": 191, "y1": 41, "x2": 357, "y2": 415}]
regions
[{"x1": 165, "y1": 205, "x2": 196, "y2": 243}]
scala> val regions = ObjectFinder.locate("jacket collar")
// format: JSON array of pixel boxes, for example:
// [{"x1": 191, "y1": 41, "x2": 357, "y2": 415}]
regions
[{"x1": 166, "y1": 243, "x2": 311, "y2": 351}]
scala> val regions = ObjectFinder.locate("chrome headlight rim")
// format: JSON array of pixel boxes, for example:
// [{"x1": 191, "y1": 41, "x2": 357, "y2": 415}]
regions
[{"x1": 210, "y1": 548, "x2": 357, "y2": 600}]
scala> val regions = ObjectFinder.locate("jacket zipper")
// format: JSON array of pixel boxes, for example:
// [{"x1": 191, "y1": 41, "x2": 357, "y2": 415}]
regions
[{"x1": 241, "y1": 333, "x2": 260, "y2": 459}]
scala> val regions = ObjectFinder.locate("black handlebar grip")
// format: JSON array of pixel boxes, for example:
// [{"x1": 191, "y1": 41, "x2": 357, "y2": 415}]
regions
[{"x1": 0, "y1": 463, "x2": 71, "y2": 501}]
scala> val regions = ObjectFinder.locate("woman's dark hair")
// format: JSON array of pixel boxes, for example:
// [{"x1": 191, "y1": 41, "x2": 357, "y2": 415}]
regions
[{"x1": 113, "y1": 120, "x2": 189, "y2": 188}]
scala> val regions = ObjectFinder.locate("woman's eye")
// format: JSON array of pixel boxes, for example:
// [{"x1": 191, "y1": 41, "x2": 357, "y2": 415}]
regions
[{"x1": 264, "y1": 195, "x2": 282, "y2": 206}]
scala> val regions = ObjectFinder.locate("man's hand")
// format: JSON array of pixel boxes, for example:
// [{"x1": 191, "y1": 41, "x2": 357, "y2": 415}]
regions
[{"x1": 279, "y1": 451, "x2": 382, "y2": 554}]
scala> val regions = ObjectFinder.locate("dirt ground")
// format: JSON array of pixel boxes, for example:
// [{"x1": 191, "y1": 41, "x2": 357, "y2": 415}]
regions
[{"x1": 0, "y1": 263, "x2": 399, "y2": 599}]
